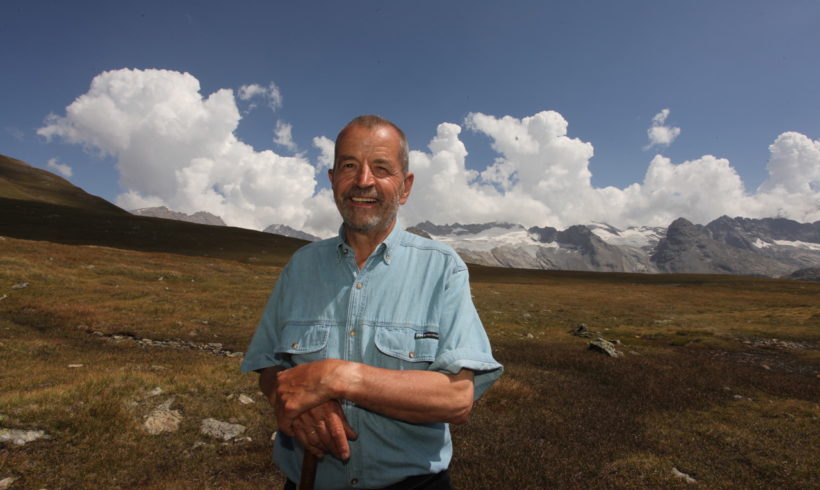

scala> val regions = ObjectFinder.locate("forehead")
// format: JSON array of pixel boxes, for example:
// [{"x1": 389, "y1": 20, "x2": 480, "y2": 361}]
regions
[{"x1": 337, "y1": 124, "x2": 401, "y2": 161}]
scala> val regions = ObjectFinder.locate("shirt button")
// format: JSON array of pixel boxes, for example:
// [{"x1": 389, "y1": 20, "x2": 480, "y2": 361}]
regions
[
  {"x1": 351, "y1": 479, "x2": 359, "y2": 486},
  {"x1": 409, "y1": 351, "x2": 415, "y2": 358},
  {"x1": 291, "y1": 343, "x2": 299, "y2": 349},
  {"x1": 342, "y1": 249, "x2": 348, "y2": 254},
  {"x1": 349, "y1": 330, "x2": 356, "y2": 337},
  {"x1": 355, "y1": 282, "x2": 363, "y2": 289}
]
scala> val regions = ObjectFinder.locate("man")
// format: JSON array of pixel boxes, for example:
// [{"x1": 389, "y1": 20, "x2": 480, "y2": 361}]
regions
[{"x1": 241, "y1": 115, "x2": 502, "y2": 490}]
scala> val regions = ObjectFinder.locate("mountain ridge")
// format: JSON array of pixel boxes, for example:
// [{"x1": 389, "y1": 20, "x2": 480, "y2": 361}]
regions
[{"x1": 2, "y1": 153, "x2": 818, "y2": 278}]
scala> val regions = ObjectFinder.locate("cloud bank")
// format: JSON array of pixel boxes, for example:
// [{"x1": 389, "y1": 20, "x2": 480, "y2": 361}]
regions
[
  {"x1": 404, "y1": 111, "x2": 818, "y2": 229},
  {"x1": 38, "y1": 69, "x2": 334, "y2": 234},
  {"x1": 38, "y1": 69, "x2": 819, "y2": 238}
]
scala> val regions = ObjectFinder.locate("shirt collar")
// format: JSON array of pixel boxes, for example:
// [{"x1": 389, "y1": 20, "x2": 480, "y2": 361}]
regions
[{"x1": 335, "y1": 220, "x2": 403, "y2": 265}]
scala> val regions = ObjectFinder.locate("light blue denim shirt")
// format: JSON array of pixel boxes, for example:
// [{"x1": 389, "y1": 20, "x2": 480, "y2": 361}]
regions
[{"x1": 241, "y1": 222, "x2": 503, "y2": 490}]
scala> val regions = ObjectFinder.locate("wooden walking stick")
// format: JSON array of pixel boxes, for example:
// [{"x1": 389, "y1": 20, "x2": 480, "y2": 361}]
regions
[{"x1": 299, "y1": 451, "x2": 318, "y2": 490}]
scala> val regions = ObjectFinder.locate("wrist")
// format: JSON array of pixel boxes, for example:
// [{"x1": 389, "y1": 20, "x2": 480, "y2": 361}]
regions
[
  {"x1": 328, "y1": 360, "x2": 360, "y2": 400},
  {"x1": 321, "y1": 359, "x2": 346, "y2": 399}
]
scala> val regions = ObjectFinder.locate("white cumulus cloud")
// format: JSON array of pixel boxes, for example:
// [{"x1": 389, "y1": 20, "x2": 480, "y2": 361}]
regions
[
  {"x1": 312, "y1": 136, "x2": 335, "y2": 170},
  {"x1": 402, "y1": 111, "x2": 819, "y2": 229},
  {"x1": 273, "y1": 120, "x2": 297, "y2": 152},
  {"x1": 37, "y1": 71, "x2": 819, "y2": 238},
  {"x1": 38, "y1": 68, "x2": 337, "y2": 235},
  {"x1": 238, "y1": 82, "x2": 282, "y2": 110},
  {"x1": 46, "y1": 157, "x2": 73, "y2": 178},
  {"x1": 645, "y1": 108, "x2": 681, "y2": 149}
]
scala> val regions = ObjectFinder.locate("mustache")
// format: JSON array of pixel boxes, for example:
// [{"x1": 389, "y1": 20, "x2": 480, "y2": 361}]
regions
[{"x1": 345, "y1": 189, "x2": 380, "y2": 200}]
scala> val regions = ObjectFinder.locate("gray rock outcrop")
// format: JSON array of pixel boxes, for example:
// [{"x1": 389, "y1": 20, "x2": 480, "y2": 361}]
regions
[{"x1": 200, "y1": 418, "x2": 246, "y2": 441}]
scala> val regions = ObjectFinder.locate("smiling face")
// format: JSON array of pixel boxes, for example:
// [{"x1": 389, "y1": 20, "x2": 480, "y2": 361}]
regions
[{"x1": 329, "y1": 123, "x2": 414, "y2": 238}]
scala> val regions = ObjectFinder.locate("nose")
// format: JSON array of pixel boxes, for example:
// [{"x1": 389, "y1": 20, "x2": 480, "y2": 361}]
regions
[{"x1": 355, "y1": 164, "x2": 375, "y2": 188}]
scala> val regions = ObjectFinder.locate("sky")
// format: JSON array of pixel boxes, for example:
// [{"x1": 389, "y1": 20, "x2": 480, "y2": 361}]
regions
[{"x1": 2, "y1": 0, "x2": 819, "y2": 237}]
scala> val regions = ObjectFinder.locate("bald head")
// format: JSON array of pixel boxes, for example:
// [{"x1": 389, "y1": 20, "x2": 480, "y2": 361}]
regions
[{"x1": 334, "y1": 115, "x2": 409, "y2": 174}]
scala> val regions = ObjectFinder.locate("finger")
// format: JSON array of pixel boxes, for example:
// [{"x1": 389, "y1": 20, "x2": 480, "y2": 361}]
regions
[
  {"x1": 274, "y1": 401, "x2": 295, "y2": 436},
  {"x1": 300, "y1": 411, "x2": 336, "y2": 457},
  {"x1": 294, "y1": 422, "x2": 324, "y2": 459},
  {"x1": 326, "y1": 401, "x2": 358, "y2": 441},
  {"x1": 313, "y1": 419, "x2": 337, "y2": 456}
]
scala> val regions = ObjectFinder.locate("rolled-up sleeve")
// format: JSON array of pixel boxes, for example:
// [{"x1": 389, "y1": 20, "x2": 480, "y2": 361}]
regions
[
  {"x1": 240, "y1": 268, "x2": 290, "y2": 373},
  {"x1": 429, "y1": 260, "x2": 503, "y2": 399}
]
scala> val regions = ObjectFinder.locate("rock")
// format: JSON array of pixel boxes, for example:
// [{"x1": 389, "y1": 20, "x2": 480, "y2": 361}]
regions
[
  {"x1": 0, "y1": 476, "x2": 19, "y2": 489},
  {"x1": 588, "y1": 337, "x2": 622, "y2": 358},
  {"x1": 671, "y1": 467, "x2": 697, "y2": 484},
  {"x1": 200, "y1": 418, "x2": 245, "y2": 441},
  {"x1": 143, "y1": 399, "x2": 182, "y2": 435},
  {"x1": 10, "y1": 283, "x2": 28, "y2": 290},
  {"x1": 238, "y1": 394, "x2": 254, "y2": 405},
  {"x1": 0, "y1": 428, "x2": 50, "y2": 446},
  {"x1": 67, "y1": 364, "x2": 83, "y2": 368},
  {"x1": 147, "y1": 387, "x2": 164, "y2": 397},
  {"x1": 569, "y1": 324, "x2": 594, "y2": 338}
]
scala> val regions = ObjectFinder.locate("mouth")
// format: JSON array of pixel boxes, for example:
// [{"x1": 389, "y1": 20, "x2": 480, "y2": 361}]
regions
[{"x1": 350, "y1": 197, "x2": 378, "y2": 203}]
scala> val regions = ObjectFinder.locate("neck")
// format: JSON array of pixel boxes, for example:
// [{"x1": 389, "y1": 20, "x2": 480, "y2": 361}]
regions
[{"x1": 343, "y1": 219, "x2": 397, "y2": 269}]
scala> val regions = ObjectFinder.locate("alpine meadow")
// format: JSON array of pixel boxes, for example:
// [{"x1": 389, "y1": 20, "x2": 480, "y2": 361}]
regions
[{"x1": 1, "y1": 154, "x2": 818, "y2": 489}]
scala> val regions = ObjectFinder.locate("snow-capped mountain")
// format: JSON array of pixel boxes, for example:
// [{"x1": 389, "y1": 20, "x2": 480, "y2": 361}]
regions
[{"x1": 410, "y1": 217, "x2": 820, "y2": 278}]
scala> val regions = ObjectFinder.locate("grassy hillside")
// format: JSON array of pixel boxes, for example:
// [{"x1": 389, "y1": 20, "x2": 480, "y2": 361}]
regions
[
  {"x1": 1, "y1": 156, "x2": 818, "y2": 488},
  {"x1": 0, "y1": 154, "x2": 125, "y2": 214},
  {"x1": 0, "y1": 154, "x2": 306, "y2": 265}
]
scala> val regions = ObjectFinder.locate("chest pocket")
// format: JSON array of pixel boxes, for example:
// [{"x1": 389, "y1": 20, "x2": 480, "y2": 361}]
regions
[
  {"x1": 275, "y1": 324, "x2": 331, "y2": 366},
  {"x1": 374, "y1": 326, "x2": 439, "y2": 370}
]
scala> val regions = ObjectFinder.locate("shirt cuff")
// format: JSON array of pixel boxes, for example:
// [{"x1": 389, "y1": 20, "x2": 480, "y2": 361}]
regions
[
  {"x1": 240, "y1": 354, "x2": 287, "y2": 373},
  {"x1": 430, "y1": 348, "x2": 504, "y2": 400}
]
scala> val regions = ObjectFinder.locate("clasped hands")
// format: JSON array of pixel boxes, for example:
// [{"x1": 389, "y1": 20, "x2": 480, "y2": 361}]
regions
[{"x1": 274, "y1": 359, "x2": 357, "y2": 460}]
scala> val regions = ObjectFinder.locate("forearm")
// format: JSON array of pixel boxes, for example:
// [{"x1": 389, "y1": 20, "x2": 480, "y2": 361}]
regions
[{"x1": 330, "y1": 362, "x2": 475, "y2": 425}]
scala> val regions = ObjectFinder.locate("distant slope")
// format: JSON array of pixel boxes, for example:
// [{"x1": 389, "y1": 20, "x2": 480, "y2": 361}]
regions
[
  {"x1": 0, "y1": 154, "x2": 126, "y2": 214},
  {"x1": 0, "y1": 155, "x2": 306, "y2": 266},
  {"x1": 131, "y1": 206, "x2": 227, "y2": 226},
  {"x1": 263, "y1": 224, "x2": 321, "y2": 242}
]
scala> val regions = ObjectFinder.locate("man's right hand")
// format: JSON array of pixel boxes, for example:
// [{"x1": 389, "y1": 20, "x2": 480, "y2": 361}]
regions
[{"x1": 288, "y1": 400, "x2": 357, "y2": 460}]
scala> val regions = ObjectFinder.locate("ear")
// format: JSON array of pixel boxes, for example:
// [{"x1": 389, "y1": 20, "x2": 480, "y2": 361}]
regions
[
  {"x1": 399, "y1": 172, "x2": 414, "y2": 205},
  {"x1": 328, "y1": 168, "x2": 334, "y2": 185}
]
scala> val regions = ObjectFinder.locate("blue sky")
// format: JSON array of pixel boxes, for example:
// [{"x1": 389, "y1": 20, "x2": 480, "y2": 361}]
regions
[{"x1": 2, "y1": 1, "x2": 819, "y2": 235}]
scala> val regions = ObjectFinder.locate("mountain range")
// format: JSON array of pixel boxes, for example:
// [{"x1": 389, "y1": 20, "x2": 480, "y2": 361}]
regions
[
  {"x1": 2, "y1": 153, "x2": 818, "y2": 279},
  {"x1": 128, "y1": 205, "x2": 820, "y2": 279},
  {"x1": 408, "y1": 218, "x2": 820, "y2": 278}
]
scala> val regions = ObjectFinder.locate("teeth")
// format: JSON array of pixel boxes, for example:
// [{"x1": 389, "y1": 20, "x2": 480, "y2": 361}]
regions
[{"x1": 352, "y1": 197, "x2": 377, "y2": 202}]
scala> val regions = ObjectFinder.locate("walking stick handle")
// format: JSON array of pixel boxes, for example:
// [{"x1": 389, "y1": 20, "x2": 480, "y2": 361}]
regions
[{"x1": 299, "y1": 451, "x2": 318, "y2": 490}]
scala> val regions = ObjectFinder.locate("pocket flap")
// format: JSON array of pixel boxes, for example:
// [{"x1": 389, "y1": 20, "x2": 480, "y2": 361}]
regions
[
  {"x1": 277, "y1": 324, "x2": 330, "y2": 354},
  {"x1": 375, "y1": 327, "x2": 439, "y2": 362}
]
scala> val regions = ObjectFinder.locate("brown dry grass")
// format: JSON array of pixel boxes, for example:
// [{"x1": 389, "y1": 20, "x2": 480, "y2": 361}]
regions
[{"x1": 1, "y1": 236, "x2": 818, "y2": 489}]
